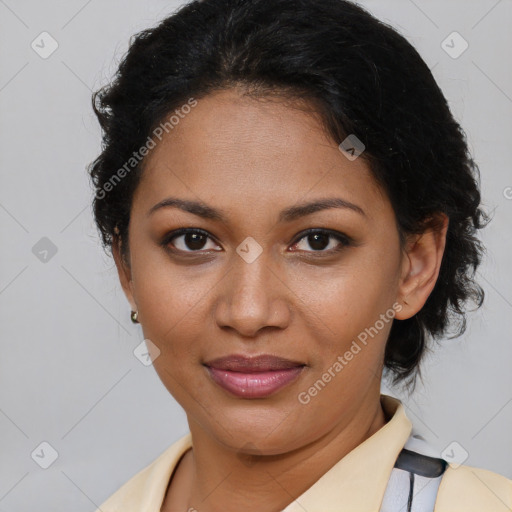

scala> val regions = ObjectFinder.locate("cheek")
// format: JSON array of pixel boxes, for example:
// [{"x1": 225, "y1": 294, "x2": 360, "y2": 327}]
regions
[
  {"x1": 310, "y1": 256, "x2": 399, "y2": 330},
  {"x1": 133, "y1": 266, "x2": 211, "y2": 403},
  {"x1": 299, "y1": 249, "x2": 401, "y2": 379},
  {"x1": 130, "y1": 239, "x2": 212, "y2": 322},
  {"x1": 137, "y1": 285, "x2": 206, "y2": 352}
]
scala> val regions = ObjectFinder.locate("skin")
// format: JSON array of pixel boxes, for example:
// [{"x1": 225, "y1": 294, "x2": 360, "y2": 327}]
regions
[{"x1": 112, "y1": 87, "x2": 448, "y2": 512}]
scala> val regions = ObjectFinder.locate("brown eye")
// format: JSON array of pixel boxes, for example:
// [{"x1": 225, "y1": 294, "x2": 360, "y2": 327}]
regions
[
  {"x1": 291, "y1": 229, "x2": 351, "y2": 253},
  {"x1": 162, "y1": 229, "x2": 222, "y2": 253}
]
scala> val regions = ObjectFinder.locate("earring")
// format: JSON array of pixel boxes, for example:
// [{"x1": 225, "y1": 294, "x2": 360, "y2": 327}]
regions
[{"x1": 130, "y1": 310, "x2": 140, "y2": 324}]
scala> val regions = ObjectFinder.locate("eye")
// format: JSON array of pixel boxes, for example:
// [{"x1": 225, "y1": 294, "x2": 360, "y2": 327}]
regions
[
  {"x1": 161, "y1": 227, "x2": 352, "y2": 255},
  {"x1": 290, "y1": 228, "x2": 352, "y2": 253},
  {"x1": 162, "y1": 228, "x2": 222, "y2": 253}
]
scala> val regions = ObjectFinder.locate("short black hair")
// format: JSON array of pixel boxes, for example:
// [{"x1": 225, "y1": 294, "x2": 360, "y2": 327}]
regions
[{"x1": 88, "y1": 0, "x2": 488, "y2": 391}]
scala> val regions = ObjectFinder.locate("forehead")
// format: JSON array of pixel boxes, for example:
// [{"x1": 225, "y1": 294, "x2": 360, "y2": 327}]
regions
[{"x1": 133, "y1": 88, "x2": 388, "y2": 220}]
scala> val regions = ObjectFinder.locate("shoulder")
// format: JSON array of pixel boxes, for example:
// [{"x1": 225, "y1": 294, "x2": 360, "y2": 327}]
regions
[
  {"x1": 389, "y1": 432, "x2": 512, "y2": 512},
  {"x1": 93, "y1": 433, "x2": 193, "y2": 512},
  {"x1": 435, "y1": 463, "x2": 512, "y2": 512},
  {"x1": 93, "y1": 449, "x2": 167, "y2": 512}
]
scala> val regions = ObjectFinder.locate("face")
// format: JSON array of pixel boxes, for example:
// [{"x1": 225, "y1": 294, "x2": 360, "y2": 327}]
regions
[{"x1": 114, "y1": 88, "x2": 445, "y2": 455}]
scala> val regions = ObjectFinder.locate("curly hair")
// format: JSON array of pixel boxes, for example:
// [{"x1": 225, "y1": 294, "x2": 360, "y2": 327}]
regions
[{"x1": 87, "y1": 0, "x2": 488, "y2": 391}]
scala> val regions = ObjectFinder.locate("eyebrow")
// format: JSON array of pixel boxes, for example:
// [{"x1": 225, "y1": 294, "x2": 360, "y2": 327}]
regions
[{"x1": 147, "y1": 196, "x2": 366, "y2": 222}]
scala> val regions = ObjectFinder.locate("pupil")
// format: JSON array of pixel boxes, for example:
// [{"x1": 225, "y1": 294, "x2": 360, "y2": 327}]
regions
[
  {"x1": 309, "y1": 233, "x2": 328, "y2": 250},
  {"x1": 183, "y1": 233, "x2": 330, "y2": 251},
  {"x1": 186, "y1": 233, "x2": 206, "y2": 250}
]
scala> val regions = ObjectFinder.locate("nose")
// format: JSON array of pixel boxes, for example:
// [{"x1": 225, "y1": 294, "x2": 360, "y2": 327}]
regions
[{"x1": 214, "y1": 249, "x2": 291, "y2": 337}]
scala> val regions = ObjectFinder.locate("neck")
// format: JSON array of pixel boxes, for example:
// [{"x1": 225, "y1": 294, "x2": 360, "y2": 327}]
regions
[{"x1": 170, "y1": 392, "x2": 387, "y2": 512}]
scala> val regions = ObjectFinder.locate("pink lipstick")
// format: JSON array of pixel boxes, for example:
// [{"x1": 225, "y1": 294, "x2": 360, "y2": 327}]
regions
[{"x1": 204, "y1": 354, "x2": 305, "y2": 399}]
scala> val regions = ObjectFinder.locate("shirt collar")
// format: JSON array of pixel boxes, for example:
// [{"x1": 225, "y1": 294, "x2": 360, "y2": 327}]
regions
[
  {"x1": 103, "y1": 394, "x2": 411, "y2": 512},
  {"x1": 281, "y1": 394, "x2": 412, "y2": 511}
]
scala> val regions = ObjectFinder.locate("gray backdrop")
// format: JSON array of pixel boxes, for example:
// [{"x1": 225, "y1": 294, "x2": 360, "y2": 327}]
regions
[{"x1": 0, "y1": 0, "x2": 511, "y2": 510}]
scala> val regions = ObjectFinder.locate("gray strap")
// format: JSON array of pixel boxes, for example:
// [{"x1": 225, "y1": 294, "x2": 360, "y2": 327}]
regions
[
  {"x1": 379, "y1": 447, "x2": 447, "y2": 512},
  {"x1": 394, "y1": 448, "x2": 448, "y2": 478}
]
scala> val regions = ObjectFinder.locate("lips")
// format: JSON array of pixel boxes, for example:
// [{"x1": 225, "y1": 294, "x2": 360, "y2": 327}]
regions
[
  {"x1": 203, "y1": 354, "x2": 306, "y2": 398},
  {"x1": 204, "y1": 354, "x2": 305, "y2": 372}
]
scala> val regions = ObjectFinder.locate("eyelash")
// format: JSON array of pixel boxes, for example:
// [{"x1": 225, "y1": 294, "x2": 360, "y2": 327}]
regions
[{"x1": 160, "y1": 227, "x2": 353, "y2": 256}]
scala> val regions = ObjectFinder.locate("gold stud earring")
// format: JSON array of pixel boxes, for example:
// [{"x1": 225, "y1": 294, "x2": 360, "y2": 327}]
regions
[{"x1": 130, "y1": 310, "x2": 139, "y2": 324}]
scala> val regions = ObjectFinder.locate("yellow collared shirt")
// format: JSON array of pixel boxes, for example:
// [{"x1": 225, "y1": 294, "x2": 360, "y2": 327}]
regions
[{"x1": 95, "y1": 394, "x2": 512, "y2": 511}]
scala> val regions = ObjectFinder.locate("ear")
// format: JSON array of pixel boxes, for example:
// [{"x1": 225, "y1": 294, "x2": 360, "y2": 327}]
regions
[
  {"x1": 112, "y1": 234, "x2": 138, "y2": 313},
  {"x1": 395, "y1": 214, "x2": 449, "y2": 320}
]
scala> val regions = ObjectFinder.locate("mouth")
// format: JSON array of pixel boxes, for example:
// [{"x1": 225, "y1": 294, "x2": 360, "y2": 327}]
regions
[{"x1": 203, "y1": 354, "x2": 306, "y2": 399}]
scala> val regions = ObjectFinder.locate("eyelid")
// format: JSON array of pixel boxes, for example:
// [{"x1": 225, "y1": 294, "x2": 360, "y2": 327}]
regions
[
  {"x1": 290, "y1": 228, "x2": 353, "y2": 248},
  {"x1": 161, "y1": 227, "x2": 353, "y2": 254},
  {"x1": 161, "y1": 227, "x2": 222, "y2": 252}
]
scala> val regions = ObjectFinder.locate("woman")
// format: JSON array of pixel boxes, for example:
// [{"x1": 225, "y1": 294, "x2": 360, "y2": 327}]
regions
[{"x1": 88, "y1": 0, "x2": 511, "y2": 510}]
